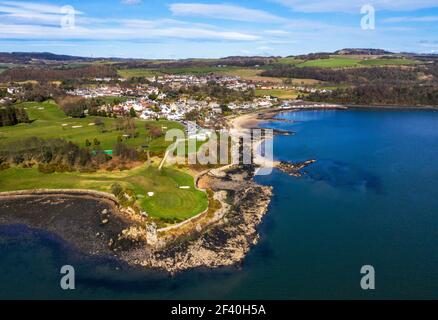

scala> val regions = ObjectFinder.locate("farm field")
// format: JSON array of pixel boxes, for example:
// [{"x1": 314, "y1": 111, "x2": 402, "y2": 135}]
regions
[
  {"x1": 276, "y1": 57, "x2": 305, "y2": 65},
  {"x1": 277, "y1": 56, "x2": 421, "y2": 68},
  {"x1": 0, "y1": 164, "x2": 208, "y2": 221},
  {"x1": 0, "y1": 100, "x2": 183, "y2": 152},
  {"x1": 298, "y1": 57, "x2": 361, "y2": 68},
  {"x1": 359, "y1": 58, "x2": 420, "y2": 66}
]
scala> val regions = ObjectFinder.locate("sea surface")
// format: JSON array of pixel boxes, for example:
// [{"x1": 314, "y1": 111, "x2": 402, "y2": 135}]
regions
[{"x1": 1, "y1": 108, "x2": 438, "y2": 299}]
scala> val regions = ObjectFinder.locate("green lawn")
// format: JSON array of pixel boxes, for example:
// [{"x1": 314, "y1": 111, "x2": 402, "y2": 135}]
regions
[
  {"x1": 0, "y1": 165, "x2": 208, "y2": 220},
  {"x1": 0, "y1": 100, "x2": 183, "y2": 152}
]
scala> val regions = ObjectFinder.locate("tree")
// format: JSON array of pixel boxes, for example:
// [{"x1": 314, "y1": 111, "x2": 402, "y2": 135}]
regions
[
  {"x1": 129, "y1": 107, "x2": 137, "y2": 118},
  {"x1": 114, "y1": 142, "x2": 138, "y2": 161},
  {"x1": 56, "y1": 96, "x2": 86, "y2": 118},
  {"x1": 94, "y1": 117, "x2": 106, "y2": 133},
  {"x1": 0, "y1": 106, "x2": 29, "y2": 127},
  {"x1": 146, "y1": 124, "x2": 163, "y2": 138}
]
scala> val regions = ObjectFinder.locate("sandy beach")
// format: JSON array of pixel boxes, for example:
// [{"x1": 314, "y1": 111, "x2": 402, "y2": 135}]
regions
[{"x1": 229, "y1": 112, "x2": 262, "y2": 131}]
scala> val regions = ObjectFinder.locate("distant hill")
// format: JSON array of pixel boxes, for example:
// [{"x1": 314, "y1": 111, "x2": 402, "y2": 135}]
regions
[
  {"x1": 334, "y1": 48, "x2": 393, "y2": 55},
  {"x1": 0, "y1": 52, "x2": 108, "y2": 64}
]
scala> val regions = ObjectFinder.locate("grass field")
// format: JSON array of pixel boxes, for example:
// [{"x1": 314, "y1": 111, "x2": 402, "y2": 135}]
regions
[
  {"x1": 0, "y1": 164, "x2": 208, "y2": 220},
  {"x1": 256, "y1": 89, "x2": 298, "y2": 99},
  {"x1": 118, "y1": 66, "x2": 239, "y2": 78},
  {"x1": 0, "y1": 63, "x2": 16, "y2": 74},
  {"x1": 117, "y1": 68, "x2": 162, "y2": 78},
  {"x1": 0, "y1": 100, "x2": 183, "y2": 152},
  {"x1": 276, "y1": 57, "x2": 305, "y2": 65},
  {"x1": 298, "y1": 57, "x2": 361, "y2": 68}
]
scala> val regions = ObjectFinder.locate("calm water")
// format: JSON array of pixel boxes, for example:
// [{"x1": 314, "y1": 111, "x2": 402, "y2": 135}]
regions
[{"x1": 1, "y1": 109, "x2": 438, "y2": 299}]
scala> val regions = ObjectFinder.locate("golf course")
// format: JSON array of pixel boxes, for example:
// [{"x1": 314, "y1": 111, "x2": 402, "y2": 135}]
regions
[
  {"x1": 0, "y1": 100, "x2": 208, "y2": 222},
  {"x1": 0, "y1": 100, "x2": 183, "y2": 151}
]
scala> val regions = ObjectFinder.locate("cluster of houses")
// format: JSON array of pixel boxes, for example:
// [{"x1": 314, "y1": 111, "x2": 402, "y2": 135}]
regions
[
  {"x1": 149, "y1": 74, "x2": 255, "y2": 91},
  {"x1": 0, "y1": 87, "x2": 20, "y2": 105},
  {"x1": 65, "y1": 74, "x2": 279, "y2": 124},
  {"x1": 292, "y1": 86, "x2": 333, "y2": 94},
  {"x1": 100, "y1": 95, "x2": 280, "y2": 122},
  {"x1": 67, "y1": 83, "x2": 170, "y2": 99},
  {"x1": 1, "y1": 73, "x2": 336, "y2": 127}
]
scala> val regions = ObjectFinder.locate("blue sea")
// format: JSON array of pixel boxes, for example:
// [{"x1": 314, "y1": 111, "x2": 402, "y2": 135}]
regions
[{"x1": 1, "y1": 109, "x2": 437, "y2": 299}]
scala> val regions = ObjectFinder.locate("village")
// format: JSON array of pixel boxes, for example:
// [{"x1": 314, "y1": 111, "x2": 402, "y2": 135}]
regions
[
  {"x1": 62, "y1": 74, "x2": 284, "y2": 128},
  {"x1": 0, "y1": 71, "x2": 338, "y2": 137}
]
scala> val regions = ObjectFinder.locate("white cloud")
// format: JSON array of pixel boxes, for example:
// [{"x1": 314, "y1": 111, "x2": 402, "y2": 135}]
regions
[
  {"x1": 0, "y1": 20, "x2": 260, "y2": 42},
  {"x1": 169, "y1": 3, "x2": 287, "y2": 23},
  {"x1": 383, "y1": 16, "x2": 438, "y2": 23},
  {"x1": 0, "y1": 1, "x2": 82, "y2": 14},
  {"x1": 0, "y1": 1, "x2": 259, "y2": 42},
  {"x1": 271, "y1": 0, "x2": 438, "y2": 13},
  {"x1": 265, "y1": 29, "x2": 291, "y2": 35},
  {"x1": 0, "y1": 1, "x2": 83, "y2": 26},
  {"x1": 121, "y1": 0, "x2": 142, "y2": 5}
]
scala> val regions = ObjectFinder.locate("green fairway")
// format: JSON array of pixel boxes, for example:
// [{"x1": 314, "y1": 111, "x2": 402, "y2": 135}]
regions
[
  {"x1": 0, "y1": 165, "x2": 208, "y2": 220},
  {"x1": 0, "y1": 100, "x2": 183, "y2": 152}
]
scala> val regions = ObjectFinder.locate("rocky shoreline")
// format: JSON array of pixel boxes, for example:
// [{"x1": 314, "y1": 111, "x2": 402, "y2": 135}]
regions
[
  {"x1": 277, "y1": 160, "x2": 317, "y2": 177},
  {"x1": 0, "y1": 164, "x2": 273, "y2": 275},
  {"x1": 0, "y1": 107, "x2": 314, "y2": 274},
  {"x1": 137, "y1": 170, "x2": 273, "y2": 274}
]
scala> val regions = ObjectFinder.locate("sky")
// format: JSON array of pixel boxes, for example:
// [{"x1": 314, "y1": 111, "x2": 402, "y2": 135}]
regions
[{"x1": 0, "y1": 0, "x2": 437, "y2": 58}]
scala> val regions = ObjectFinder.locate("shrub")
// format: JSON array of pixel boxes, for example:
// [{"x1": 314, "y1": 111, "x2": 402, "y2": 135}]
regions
[{"x1": 111, "y1": 183, "x2": 123, "y2": 197}]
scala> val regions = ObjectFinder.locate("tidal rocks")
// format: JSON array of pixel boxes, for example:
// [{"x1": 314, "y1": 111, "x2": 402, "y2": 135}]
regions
[
  {"x1": 277, "y1": 159, "x2": 316, "y2": 177},
  {"x1": 273, "y1": 129, "x2": 295, "y2": 136},
  {"x1": 140, "y1": 181, "x2": 273, "y2": 274}
]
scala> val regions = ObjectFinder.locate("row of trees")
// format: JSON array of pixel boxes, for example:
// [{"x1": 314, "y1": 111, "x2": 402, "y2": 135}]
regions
[
  {"x1": 0, "y1": 137, "x2": 93, "y2": 169},
  {"x1": 0, "y1": 136, "x2": 154, "y2": 173},
  {"x1": 304, "y1": 84, "x2": 438, "y2": 106},
  {"x1": 261, "y1": 66, "x2": 422, "y2": 85},
  {"x1": 0, "y1": 65, "x2": 118, "y2": 83}
]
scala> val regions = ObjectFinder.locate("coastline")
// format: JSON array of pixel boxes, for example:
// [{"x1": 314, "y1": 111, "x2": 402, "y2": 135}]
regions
[
  {"x1": 229, "y1": 102, "x2": 438, "y2": 132},
  {"x1": 3, "y1": 102, "x2": 425, "y2": 274},
  {"x1": 4, "y1": 103, "x2": 423, "y2": 273},
  {"x1": 0, "y1": 105, "x2": 330, "y2": 274},
  {"x1": 0, "y1": 111, "x2": 277, "y2": 274}
]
